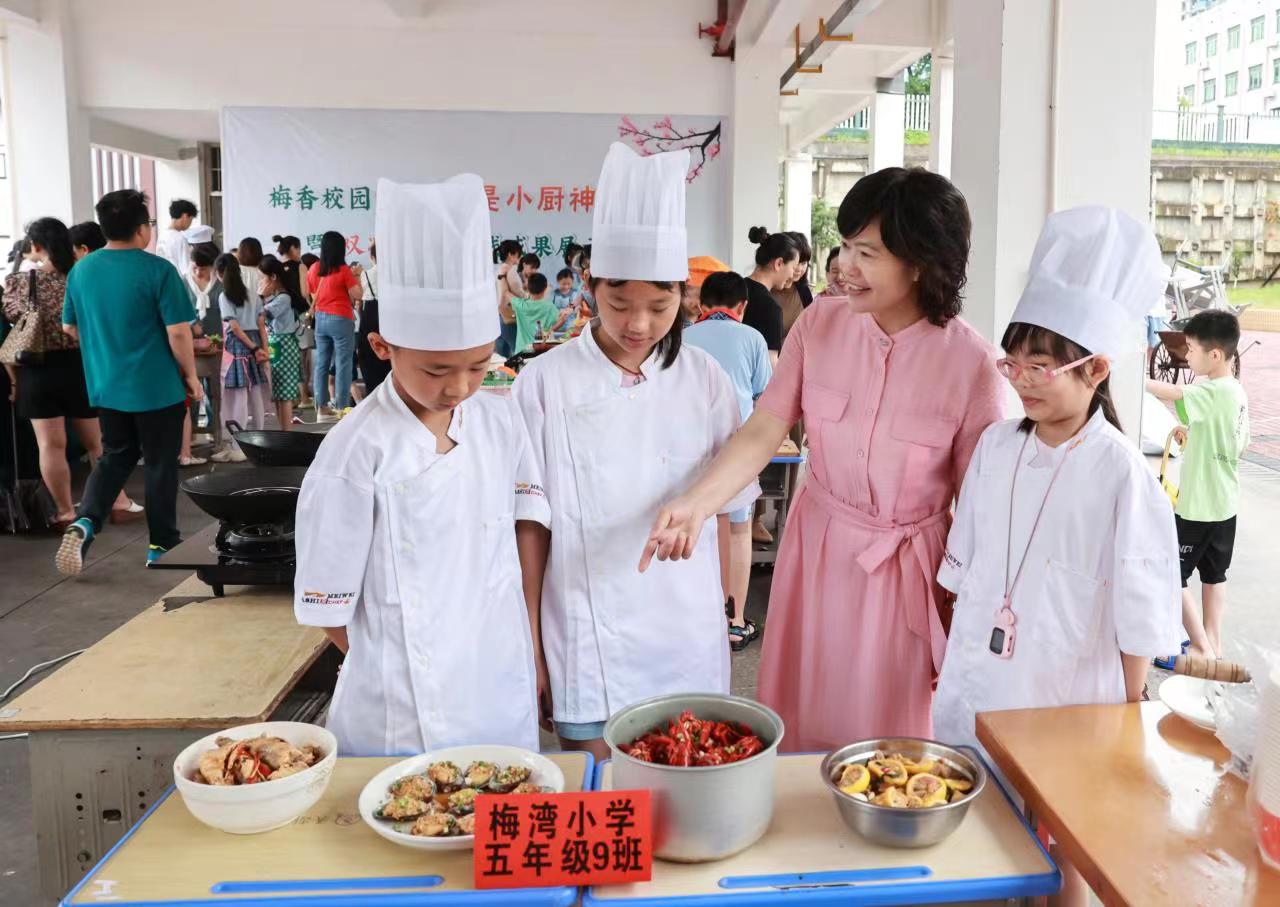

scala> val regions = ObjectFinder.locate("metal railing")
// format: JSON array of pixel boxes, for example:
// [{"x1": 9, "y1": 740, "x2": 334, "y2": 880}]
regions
[
  {"x1": 833, "y1": 94, "x2": 931, "y2": 132},
  {"x1": 1152, "y1": 108, "x2": 1280, "y2": 144}
]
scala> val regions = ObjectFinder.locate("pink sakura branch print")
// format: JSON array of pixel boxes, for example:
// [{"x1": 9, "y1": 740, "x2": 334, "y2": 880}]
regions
[{"x1": 617, "y1": 116, "x2": 723, "y2": 183}]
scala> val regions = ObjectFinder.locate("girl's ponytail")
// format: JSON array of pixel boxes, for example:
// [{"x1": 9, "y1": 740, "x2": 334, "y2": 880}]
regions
[{"x1": 1089, "y1": 376, "x2": 1123, "y2": 434}]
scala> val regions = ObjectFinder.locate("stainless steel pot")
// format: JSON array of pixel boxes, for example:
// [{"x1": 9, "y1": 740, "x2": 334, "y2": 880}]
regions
[
  {"x1": 603, "y1": 693, "x2": 784, "y2": 863},
  {"x1": 820, "y1": 737, "x2": 987, "y2": 848}
]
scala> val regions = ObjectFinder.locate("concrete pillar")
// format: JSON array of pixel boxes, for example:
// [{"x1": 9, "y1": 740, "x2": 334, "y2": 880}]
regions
[
  {"x1": 728, "y1": 44, "x2": 781, "y2": 272},
  {"x1": 928, "y1": 54, "x2": 954, "y2": 177},
  {"x1": 953, "y1": 0, "x2": 1159, "y2": 441},
  {"x1": 1, "y1": 0, "x2": 93, "y2": 230},
  {"x1": 783, "y1": 152, "x2": 813, "y2": 238},
  {"x1": 868, "y1": 75, "x2": 906, "y2": 172}
]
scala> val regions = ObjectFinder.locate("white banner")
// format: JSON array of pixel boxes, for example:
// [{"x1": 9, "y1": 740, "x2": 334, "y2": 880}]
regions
[{"x1": 221, "y1": 107, "x2": 729, "y2": 274}]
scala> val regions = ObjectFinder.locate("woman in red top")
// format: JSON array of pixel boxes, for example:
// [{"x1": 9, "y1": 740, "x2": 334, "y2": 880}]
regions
[{"x1": 306, "y1": 231, "x2": 363, "y2": 416}]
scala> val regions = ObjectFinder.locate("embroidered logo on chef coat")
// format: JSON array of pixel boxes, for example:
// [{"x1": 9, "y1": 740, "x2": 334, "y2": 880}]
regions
[
  {"x1": 515, "y1": 482, "x2": 546, "y2": 498},
  {"x1": 943, "y1": 550, "x2": 964, "y2": 570},
  {"x1": 301, "y1": 590, "x2": 357, "y2": 607}
]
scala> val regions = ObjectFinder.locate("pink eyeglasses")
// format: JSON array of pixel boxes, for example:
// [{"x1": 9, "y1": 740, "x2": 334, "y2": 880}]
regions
[{"x1": 995, "y1": 354, "x2": 1097, "y2": 386}]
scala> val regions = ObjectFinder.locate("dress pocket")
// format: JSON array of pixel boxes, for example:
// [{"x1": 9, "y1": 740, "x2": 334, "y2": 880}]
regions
[{"x1": 801, "y1": 380, "x2": 850, "y2": 422}]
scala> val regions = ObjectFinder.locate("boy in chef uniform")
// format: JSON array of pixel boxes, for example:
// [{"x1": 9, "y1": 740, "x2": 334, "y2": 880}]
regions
[
  {"x1": 933, "y1": 207, "x2": 1182, "y2": 907},
  {"x1": 294, "y1": 176, "x2": 549, "y2": 756},
  {"x1": 514, "y1": 144, "x2": 757, "y2": 761}
]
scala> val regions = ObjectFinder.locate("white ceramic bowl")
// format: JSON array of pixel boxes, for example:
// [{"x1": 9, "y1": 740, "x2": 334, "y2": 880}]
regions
[
  {"x1": 359, "y1": 745, "x2": 565, "y2": 851},
  {"x1": 1159, "y1": 675, "x2": 1218, "y2": 731},
  {"x1": 173, "y1": 721, "x2": 338, "y2": 835}
]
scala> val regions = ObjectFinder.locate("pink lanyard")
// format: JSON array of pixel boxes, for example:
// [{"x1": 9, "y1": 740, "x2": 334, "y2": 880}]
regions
[{"x1": 992, "y1": 430, "x2": 1086, "y2": 658}]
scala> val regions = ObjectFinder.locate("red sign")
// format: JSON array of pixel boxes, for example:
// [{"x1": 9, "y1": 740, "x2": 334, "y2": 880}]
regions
[{"x1": 473, "y1": 790, "x2": 652, "y2": 889}]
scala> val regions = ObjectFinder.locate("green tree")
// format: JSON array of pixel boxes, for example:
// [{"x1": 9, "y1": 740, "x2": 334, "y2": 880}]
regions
[
  {"x1": 811, "y1": 197, "x2": 839, "y2": 276},
  {"x1": 906, "y1": 53, "x2": 932, "y2": 95}
]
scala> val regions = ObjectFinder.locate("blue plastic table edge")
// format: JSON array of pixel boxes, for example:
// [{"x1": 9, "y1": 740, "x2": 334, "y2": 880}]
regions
[
  {"x1": 60, "y1": 751, "x2": 596, "y2": 907},
  {"x1": 584, "y1": 749, "x2": 1060, "y2": 906}
]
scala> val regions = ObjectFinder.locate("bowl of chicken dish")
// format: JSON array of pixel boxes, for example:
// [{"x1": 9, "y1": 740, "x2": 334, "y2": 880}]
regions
[{"x1": 173, "y1": 721, "x2": 338, "y2": 834}]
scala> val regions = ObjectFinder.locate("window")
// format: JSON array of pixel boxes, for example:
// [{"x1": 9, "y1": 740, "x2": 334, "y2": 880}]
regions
[
  {"x1": 1251, "y1": 64, "x2": 1263, "y2": 90},
  {"x1": 1206, "y1": 33, "x2": 1218, "y2": 56},
  {"x1": 1252, "y1": 15, "x2": 1265, "y2": 41},
  {"x1": 1205, "y1": 77, "x2": 1217, "y2": 102},
  {"x1": 1274, "y1": 58, "x2": 1280, "y2": 83},
  {"x1": 1185, "y1": 83, "x2": 1197, "y2": 103},
  {"x1": 1226, "y1": 71, "x2": 1239, "y2": 96},
  {"x1": 1229, "y1": 24, "x2": 1241, "y2": 49},
  {"x1": 1186, "y1": 40, "x2": 1197, "y2": 64}
]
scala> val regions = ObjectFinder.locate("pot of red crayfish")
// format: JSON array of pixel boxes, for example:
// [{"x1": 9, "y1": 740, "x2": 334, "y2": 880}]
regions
[{"x1": 603, "y1": 692, "x2": 784, "y2": 862}]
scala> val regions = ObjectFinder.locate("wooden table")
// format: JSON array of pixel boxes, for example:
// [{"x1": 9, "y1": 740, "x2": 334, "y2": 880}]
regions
[
  {"x1": 977, "y1": 701, "x2": 1280, "y2": 906},
  {"x1": 588, "y1": 753, "x2": 1058, "y2": 905},
  {"x1": 0, "y1": 575, "x2": 332, "y2": 901},
  {"x1": 62, "y1": 753, "x2": 591, "y2": 906}
]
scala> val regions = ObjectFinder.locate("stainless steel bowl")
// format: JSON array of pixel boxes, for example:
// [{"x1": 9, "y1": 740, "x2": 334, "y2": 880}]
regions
[
  {"x1": 820, "y1": 737, "x2": 987, "y2": 848},
  {"x1": 604, "y1": 693, "x2": 784, "y2": 863}
]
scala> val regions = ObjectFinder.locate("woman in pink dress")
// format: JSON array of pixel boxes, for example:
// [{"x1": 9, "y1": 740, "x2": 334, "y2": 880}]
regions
[{"x1": 641, "y1": 168, "x2": 1003, "y2": 751}]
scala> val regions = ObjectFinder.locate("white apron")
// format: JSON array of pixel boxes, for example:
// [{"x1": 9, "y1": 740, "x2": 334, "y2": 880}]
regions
[
  {"x1": 295, "y1": 381, "x2": 544, "y2": 755},
  {"x1": 514, "y1": 324, "x2": 758, "y2": 724}
]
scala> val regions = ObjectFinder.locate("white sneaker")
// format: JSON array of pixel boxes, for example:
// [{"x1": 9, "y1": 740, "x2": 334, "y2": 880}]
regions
[
  {"x1": 179, "y1": 455, "x2": 208, "y2": 467},
  {"x1": 209, "y1": 447, "x2": 246, "y2": 463}
]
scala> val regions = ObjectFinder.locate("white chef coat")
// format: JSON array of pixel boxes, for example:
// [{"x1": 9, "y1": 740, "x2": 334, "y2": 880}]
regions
[
  {"x1": 154, "y1": 228, "x2": 190, "y2": 275},
  {"x1": 294, "y1": 379, "x2": 550, "y2": 756},
  {"x1": 513, "y1": 323, "x2": 759, "y2": 724},
  {"x1": 932, "y1": 409, "x2": 1182, "y2": 753}
]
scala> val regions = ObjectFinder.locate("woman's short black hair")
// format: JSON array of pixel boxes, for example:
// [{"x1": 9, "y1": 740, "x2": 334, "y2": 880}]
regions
[
  {"x1": 237, "y1": 237, "x2": 264, "y2": 268},
  {"x1": 494, "y1": 239, "x2": 523, "y2": 264},
  {"x1": 300, "y1": 252, "x2": 320, "y2": 270},
  {"x1": 96, "y1": 189, "x2": 151, "y2": 242},
  {"x1": 318, "y1": 231, "x2": 346, "y2": 276},
  {"x1": 26, "y1": 217, "x2": 75, "y2": 276},
  {"x1": 747, "y1": 227, "x2": 800, "y2": 268},
  {"x1": 589, "y1": 277, "x2": 684, "y2": 369},
  {"x1": 837, "y1": 167, "x2": 971, "y2": 328},
  {"x1": 70, "y1": 221, "x2": 107, "y2": 253},
  {"x1": 169, "y1": 198, "x2": 198, "y2": 220}
]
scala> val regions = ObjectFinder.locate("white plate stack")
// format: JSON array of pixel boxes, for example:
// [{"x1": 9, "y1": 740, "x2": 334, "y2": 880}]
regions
[{"x1": 1253, "y1": 667, "x2": 1280, "y2": 870}]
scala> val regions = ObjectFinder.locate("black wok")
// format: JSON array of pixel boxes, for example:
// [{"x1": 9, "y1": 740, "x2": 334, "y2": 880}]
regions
[
  {"x1": 181, "y1": 466, "x2": 307, "y2": 525},
  {"x1": 225, "y1": 420, "x2": 325, "y2": 467}
]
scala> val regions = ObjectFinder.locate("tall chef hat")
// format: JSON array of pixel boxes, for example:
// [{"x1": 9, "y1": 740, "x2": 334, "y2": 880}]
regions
[
  {"x1": 589, "y1": 143, "x2": 690, "y2": 282},
  {"x1": 1009, "y1": 206, "x2": 1167, "y2": 359},
  {"x1": 375, "y1": 175, "x2": 498, "y2": 351}
]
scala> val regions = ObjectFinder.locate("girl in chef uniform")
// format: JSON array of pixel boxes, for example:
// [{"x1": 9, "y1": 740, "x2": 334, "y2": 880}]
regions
[
  {"x1": 514, "y1": 143, "x2": 757, "y2": 761},
  {"x1": 933, "y1": 207, "x2": 1182, "y2": 907},
  {"x1": 294, "y1": 176, "x2": 549, "y2": 756}
]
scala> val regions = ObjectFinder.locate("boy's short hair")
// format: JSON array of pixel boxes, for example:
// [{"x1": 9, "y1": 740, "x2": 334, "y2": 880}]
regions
[
  {"x1": 190, "y1": 244, "x2": 219, "y2": 268},
  {"x1": 1184, "y1": 309, "x2": 1240, "y2": 358},
  {"x1": 69, "y1": 221, "x2": 106, "y2": 252},
  {"x1": 96, "y1": 189, "x2": 151, "y2": 241},
  {"x1": 556, "y1": 268, "x2": 574, "y2": 283},
  {"x1": 527, "y1": 272, "x2": 549, "y2": 295},
  {"x1": 520, "y1": 253, "x2": 541, "y2": 270},
  {"x1": 169, "y1": 198, "x2": 198, "y2": 220},
  {"x1": 699, "y1": 270, "x2": 748, "y2": 310}
]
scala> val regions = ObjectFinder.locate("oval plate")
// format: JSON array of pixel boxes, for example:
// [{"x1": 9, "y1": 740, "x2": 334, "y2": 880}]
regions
[{"x1": 358, "y1": 745, "x2": 564, "y2": 851}]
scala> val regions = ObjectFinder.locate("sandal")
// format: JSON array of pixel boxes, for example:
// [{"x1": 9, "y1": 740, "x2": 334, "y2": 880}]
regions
[{"x1": 729, "y1": 619, "x2": 760, "y2": 652}]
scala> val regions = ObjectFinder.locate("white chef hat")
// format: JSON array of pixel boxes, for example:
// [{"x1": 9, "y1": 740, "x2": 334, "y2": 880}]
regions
[
  {"x1": 1010, "y1": 206, "x2": 1168, "y2": 359},
  {"x1": 589, "y1": 143, "x2": 689, "y2": 282},
  {"x1": 185, "y1": 225, "x2": 215, "y2": 244},
  {"x1": 375, "y1": 175, "x2": 497, "y2": 351}
]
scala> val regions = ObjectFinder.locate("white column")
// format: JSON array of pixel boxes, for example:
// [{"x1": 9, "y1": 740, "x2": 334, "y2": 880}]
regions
[
  {"x1": 1, "y1": 0, "x2": 92, "y2": 229},
  {"x1": 952, "y1": 0, "x2": 1158, "y2": 440},
  {"x1": 928, "y1": 54, "x2": 955, "y2": 177},
  {"x1": 782, "y1": 152, "x2": 813, "y2": 237},
  {"x1": 868, "y1": 75, "x2": 906, "y2": 172},
  {"x1": 728, "y1": 44, "x2": 782, "y2": 272}
]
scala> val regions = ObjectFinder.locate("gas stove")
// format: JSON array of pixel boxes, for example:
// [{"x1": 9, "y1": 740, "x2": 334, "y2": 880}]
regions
[{"x1": 152, "y1": 521, "x2": 295, "y2": 596}]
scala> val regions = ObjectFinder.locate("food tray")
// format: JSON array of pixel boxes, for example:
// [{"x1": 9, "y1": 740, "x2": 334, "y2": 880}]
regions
[
  {"x1": 62, "y1": 752, "x2": 592, "y2": 906},
  {"x1": 585, "y1": 752, "x2": 1058, "y2": 906}
]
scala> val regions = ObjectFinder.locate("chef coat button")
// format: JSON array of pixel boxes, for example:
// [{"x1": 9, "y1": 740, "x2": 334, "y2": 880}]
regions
[{"x1": 857, "y1": 449, "x2": 865, "y2": 458}]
